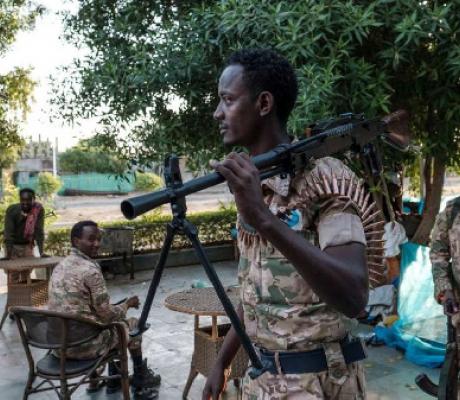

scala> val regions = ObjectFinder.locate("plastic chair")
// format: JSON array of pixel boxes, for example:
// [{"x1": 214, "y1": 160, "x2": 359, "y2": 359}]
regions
[{"x1": 10, "y1": 306, "x2": 130, "y2": 399}]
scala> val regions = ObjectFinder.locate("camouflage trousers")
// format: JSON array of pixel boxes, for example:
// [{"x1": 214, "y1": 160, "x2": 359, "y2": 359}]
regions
[
  {"x1": 451, "y1": 315, "x2": 460, "y2": 400},
  {"x1": 241, "y1": 361, "x2": 365, "y2": 400},
  {"x1": 67, "y1": 317, "x2": 142, "y2": 360}
]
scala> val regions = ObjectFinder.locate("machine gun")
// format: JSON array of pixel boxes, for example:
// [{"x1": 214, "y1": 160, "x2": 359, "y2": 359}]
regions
[
  {"x1": 121, "y1": 110, "x2": 409, "y2": 219},
  {"x1": 121, "y1": 110, "x2": 410, "y2": 379}
]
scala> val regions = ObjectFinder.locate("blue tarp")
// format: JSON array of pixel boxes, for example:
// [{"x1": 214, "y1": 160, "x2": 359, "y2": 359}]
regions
[
  {"x1": 403, "y1": 197, "x2": 425, "y2": 215},
  {"x1": 374, "y1": 242, "x2": 446, "y2": 368}
]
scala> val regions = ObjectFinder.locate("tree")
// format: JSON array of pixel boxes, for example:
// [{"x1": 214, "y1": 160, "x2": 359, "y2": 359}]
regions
[
  {"x1": 59, "y1": 136, "x2": 127, "y2": 174},
  {"x1": 0, "y1": 1, "x2": 43, "y2": 169},
  {"x1": 55, "y1": 0, "x2": 460, "y2": 244}
]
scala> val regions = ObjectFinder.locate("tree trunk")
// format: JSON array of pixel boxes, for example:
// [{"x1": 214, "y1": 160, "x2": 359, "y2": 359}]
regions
[{"x1": 411, "y1": 156, "x2": 446, "y2": 245}]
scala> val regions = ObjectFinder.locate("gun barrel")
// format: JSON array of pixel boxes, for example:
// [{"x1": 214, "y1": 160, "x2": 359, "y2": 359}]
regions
[
  {"x1": 121, "y1": 145, "x2": 291, "y2": 219},
  {"x1": 121, "y1": 172, "x2": 225, "y2": 219}
]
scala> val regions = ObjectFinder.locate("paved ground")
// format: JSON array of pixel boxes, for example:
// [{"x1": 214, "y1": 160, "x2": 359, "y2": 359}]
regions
[{"x1": 0, "y1": 261, "x2": 440, "y2": 399}]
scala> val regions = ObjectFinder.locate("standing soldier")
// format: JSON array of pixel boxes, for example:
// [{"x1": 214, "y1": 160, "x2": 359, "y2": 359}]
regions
[
  {"x1": 431, "y1": 197, "x2": 460, "y2": 318},
  {"x1": 202, "y1": 48, "x2": 385, "y2": 399}
]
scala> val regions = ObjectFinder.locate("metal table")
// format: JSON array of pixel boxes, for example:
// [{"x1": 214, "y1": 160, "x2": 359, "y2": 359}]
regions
[
  {"x1": 0, "y1": 256, "x2": 63, "y2": 329},
  {"x1": 165, "y1": 286, "x2": 248, "y2": 399}
]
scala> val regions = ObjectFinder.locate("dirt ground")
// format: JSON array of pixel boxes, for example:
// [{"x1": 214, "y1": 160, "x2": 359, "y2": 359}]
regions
[{"x1": 50, "y1": 177, "x2": 460, "y2": 228}]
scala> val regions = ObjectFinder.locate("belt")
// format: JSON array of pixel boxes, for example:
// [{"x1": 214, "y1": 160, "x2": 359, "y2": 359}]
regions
[{"x1": 258, "y1": 337, "x2": 366, "y2": 375}]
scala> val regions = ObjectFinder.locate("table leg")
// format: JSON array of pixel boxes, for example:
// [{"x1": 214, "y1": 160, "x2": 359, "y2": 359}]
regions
[
  {"x1": 182, "y1": 366, "x2": 198, "y2": 400},
  {"x1": 211, "y1": 316, "x2": 218, "y2": 340},
  {"x1": 0, "y1": 304, "x2": 9, "y2": 330}
]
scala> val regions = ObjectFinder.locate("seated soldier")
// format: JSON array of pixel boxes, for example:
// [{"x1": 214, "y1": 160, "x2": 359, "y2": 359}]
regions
[{"x1": 48, "y1": 220, "x2": 160, "y2": 399}]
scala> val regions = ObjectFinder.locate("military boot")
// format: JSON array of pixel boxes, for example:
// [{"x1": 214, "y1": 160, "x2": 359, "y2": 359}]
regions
[
  {"x1": 106, "y1": 361, "x2": 122, "y2": 394},
  {"x1": 131, "y1": 358, "x2": 161, "y2": 389},
  {"x1": 133, "y1": 386, "x2": 159, "y2": 400}
]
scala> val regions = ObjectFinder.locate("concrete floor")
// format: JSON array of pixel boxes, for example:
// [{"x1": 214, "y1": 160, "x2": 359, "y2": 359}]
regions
[{"x1": 0, "y1": 261, "x2": 440, "y2": 399}]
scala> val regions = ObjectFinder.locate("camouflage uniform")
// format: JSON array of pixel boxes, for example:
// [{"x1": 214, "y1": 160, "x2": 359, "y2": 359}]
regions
[
  {"x1": 430, "y1": 196, "x2": 460, "y2": 395},
  {"x1": 430, "y1": 197, "x2": 460, "y2": 302},
  {"x1": 48, "y1": 247, "x2": 141, "y2": 359},
  {"x1": 238, "y1": 157, "x2": 373, "y2": 399}
]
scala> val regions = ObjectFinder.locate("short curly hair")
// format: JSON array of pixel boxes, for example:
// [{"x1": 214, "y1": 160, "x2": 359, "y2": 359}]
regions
[
  {"x1": 70, "y1": 220, "x2": 98, "y2": 244},
  {"x1": 19, "y1": 188, "x2": 35, "y2": 198},
  {"x1": 226, "y1": 48, "x2": 298, "y2": 124}
]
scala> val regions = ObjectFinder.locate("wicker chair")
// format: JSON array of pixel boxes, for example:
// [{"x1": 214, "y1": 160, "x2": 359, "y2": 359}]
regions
[
  {"x1": 10, "y1": 306, "x2": 130, "y2": 400},
  {"x1": 98, "y1": 227, "x2": 135, "y2": 279}
]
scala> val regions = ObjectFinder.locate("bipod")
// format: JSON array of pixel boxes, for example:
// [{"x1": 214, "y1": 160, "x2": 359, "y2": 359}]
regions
[{"x1": 130, "y1": 155, "x2": 272, "y2": 379}]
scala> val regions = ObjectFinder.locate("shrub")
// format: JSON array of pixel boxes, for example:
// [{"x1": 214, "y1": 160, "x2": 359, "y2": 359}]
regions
[
  {"x1": 36, "y1": 172, "x2": 61, "y2": 200},
  {"x1": 134, "y1": 172, "x2": 163, "y2": 192},
  {"x1": 44, "y1": 208, "x2": 237, "y2": 256}
]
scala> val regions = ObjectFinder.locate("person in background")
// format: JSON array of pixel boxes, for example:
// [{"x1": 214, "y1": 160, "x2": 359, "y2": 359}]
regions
[{"x1": 3, "y1": 188, "x2": 45, "y2": 282}]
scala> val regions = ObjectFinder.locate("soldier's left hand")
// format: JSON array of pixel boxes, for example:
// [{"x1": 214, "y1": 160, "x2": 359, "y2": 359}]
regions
[
  {"x1": 127, "y1": 296, "x2": 140, "y2": 309},
  {"x1": 211, "y1": 152, "x2": 270, "y2": 228}
]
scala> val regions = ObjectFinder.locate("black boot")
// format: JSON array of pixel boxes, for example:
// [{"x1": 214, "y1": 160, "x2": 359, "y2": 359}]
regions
[
  {"x1": 133, "y1": 387, "x2": 159, "y2": 400},
  {"x1": 132, "y1": 358, "x2": 161, "y2": 389},
  {"x1": 106, "y1": 361, "x2": 122, "y2": 394}
]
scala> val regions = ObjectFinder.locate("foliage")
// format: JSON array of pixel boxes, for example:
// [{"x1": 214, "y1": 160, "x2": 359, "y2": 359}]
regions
[
  {"x1": 54, "y1": 1, "x2": 460, "y2": 173},
  {"x1": 36, "y1": 172, "x2": 61, "y2": 199},
  {"x1": 134, "y1": 172, "x2": 163, "y2": 192},
  {"x1": 53, "y1": 0, "x2": 460, "y2": 243},
  {"x1": 59, "y1": 136, "x2": 127, "y2": 174},
  {"x1": 218, "y1": 200, "x2": 236, "y2": 212},
  {"x1": 0, "y1": 174, "x2": 19, "y2": 233},
  {"x1": 44, "y1": 208, "x2": 237, "y2": 256},
  {"x1": 0, "y1": 1, "x2": 43, "y2": 169}
]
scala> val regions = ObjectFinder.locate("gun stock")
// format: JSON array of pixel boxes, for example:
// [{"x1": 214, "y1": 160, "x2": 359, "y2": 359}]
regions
[
  {"x1": 415, "y1": 316, "x2": 458, "y2": 400},
  {"x1": 438, "y1": 316, "x2": 458, "y2": 400},
  {"x1": 416, "y1": 373, "x2": 438, "y2": 397}
]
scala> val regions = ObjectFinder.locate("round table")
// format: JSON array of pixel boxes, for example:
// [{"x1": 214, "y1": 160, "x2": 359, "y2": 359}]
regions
[{"x1": 165, "y1": 286, "x2": 248, "y2": 399}]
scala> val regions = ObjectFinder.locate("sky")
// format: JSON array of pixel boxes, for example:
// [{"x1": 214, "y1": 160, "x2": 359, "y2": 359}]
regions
[{"x1": 0, "y1": 0, "x2": 97, "y2": 151}]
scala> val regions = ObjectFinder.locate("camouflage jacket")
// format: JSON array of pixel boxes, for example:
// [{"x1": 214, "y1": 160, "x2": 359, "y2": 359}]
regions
[
  {"x1": 48, "y1": 248, "x2": 128, "y2": 324},
  {"x1": 237, "y1": 157, "x2": 370, "y2": 351},
  {"x1": 430, "y1": 197, "x2": 460, "y2": 301}
]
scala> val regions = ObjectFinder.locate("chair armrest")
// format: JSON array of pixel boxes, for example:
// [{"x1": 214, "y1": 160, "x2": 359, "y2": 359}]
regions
[{"x1": 105, "y1": 321, "x2": 129, "y2": 347}]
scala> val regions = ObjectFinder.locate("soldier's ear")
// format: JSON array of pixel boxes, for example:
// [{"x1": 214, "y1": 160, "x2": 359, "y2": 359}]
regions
[{"x1": 257, "y1": 91, "x2": 274, "y2": 117}]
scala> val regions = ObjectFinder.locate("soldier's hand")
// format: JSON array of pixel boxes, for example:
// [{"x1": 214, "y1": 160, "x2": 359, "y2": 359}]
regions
[
  {"x1": 202, "y1": 363, "x2": 227, "y2": 400},
  {"x1": 210, "y1": 152, "x2": 271, "y2": 228},
  {"x1": 441, "y1": 290, "x2": 459, "y2": 316},
  {"x1": 126, "y1": 296, "x2": 140, "y2": 309}
]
